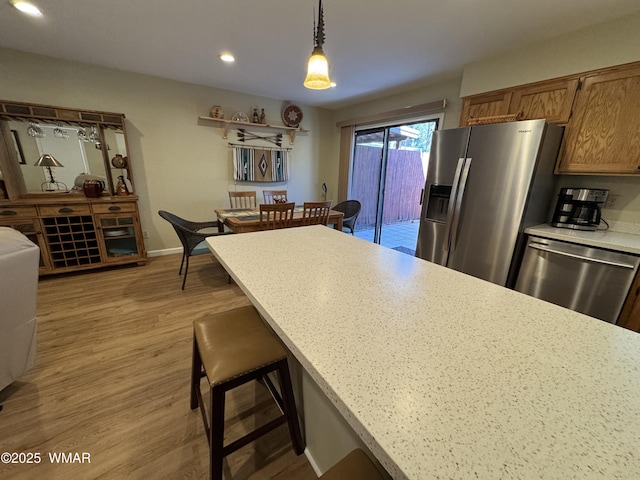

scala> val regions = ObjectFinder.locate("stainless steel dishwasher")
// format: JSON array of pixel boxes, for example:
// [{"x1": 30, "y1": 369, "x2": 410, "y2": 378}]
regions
[{"x1": 515, "y1": 235, "x2": 640, "y2": 324}]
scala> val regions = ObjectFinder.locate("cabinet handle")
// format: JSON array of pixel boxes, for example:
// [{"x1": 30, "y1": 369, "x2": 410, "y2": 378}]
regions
[
  {"x1": 0, "y1": 210, "x2": 17, "y2": 216},
  {"x1": 108, "y1": 206, "x2": 121, "y2": 211},
  {"x1": 59, "y1": 207, "x2": 73, "y2": 213}
]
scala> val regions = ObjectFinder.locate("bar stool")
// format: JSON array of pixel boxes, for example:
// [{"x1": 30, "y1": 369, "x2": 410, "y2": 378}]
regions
[
  {"x1": 190, "y1": 305, "x2": 304, "y2": 480},
  {"x1": 320, "y1": 449, "x2": 386, "y2": 480}
]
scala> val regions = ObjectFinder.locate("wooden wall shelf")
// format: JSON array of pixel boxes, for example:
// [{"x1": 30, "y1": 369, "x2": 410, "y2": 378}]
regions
[{"x1": 198, "y1": 116, "x2": 308, "y2": 144}]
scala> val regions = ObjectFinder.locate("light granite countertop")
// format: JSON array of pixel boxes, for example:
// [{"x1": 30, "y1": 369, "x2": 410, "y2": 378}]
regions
[
  {"x1": 207, "y1": 225, "x2": 640, "y2": 480},
  {"x1": 526, "y1": 224, "x2": 640, "y2": 255}
]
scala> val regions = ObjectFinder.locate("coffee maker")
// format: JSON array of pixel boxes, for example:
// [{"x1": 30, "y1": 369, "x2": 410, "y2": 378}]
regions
[{"x1": 551, "y1": 188, "x2": 608, "y2": 231}]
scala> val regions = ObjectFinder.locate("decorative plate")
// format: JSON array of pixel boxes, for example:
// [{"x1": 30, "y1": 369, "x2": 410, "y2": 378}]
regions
[
  {"x1": 231, "y1": 112, "x2": 249, "y2": 122},
  {"x1": 104, "y1": 228, "x2": 128, "y2": 237},
  {"x1": 111, "y1": 154, "x2": 127, "y2": 169},
  {"x1": 281, "y1": 103, "x2": 303, "y2": 127}
]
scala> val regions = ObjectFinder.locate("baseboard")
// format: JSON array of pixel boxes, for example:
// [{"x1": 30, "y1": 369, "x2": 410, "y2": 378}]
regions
[
  {"x1": 147, "y1": 247, "x2": 182, "y2": 257},
  {"x1": 147, "y1": 245, "x2": 211, "y2": 257},
  {"x1": 304, "y1": 447, "x2": 323, "y2": 477}
]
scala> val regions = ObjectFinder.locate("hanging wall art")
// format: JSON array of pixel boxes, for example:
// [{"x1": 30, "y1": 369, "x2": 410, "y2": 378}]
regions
[{"x1": 233, "y1": 146, "x2": 289, "y2": 183}]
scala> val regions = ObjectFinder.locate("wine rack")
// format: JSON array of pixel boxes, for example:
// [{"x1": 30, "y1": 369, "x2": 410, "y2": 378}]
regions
[{"x1": 42, "y1": 215, "x2": 101, "y2": 268}]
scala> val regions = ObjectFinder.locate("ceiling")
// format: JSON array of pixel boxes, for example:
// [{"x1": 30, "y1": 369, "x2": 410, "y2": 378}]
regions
[{"x1": 1, "y1": 1, "x2": 640, "y2": 110}]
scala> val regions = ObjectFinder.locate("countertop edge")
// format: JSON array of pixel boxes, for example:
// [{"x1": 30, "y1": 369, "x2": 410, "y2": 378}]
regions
[{"x1": 525, "y1": 224, "x2": 640, "y2": 255}]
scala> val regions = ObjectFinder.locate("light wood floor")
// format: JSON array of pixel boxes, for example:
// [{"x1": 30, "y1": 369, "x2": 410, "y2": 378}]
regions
[{"x1": 0, "y1": 254, "x2": 318, "y2": 480}]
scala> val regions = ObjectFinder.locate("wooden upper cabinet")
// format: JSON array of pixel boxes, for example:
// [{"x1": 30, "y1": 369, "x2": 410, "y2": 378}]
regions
[
  {"x1": 508, "y1": 79, "x2": 578, "y2": 124},
  {"x1": 460, "y1": 78, "x2": 579, "y2": 126},
  {"x1": 459, "y1": 92, "x2": 511, "y2": 125},
  {"x1": 556, "y1": 64, "x2": 640, "y2": 174}
]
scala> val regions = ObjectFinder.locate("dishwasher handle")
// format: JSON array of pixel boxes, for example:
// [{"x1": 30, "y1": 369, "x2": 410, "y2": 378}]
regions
[{"x1": 528, "y1": 242, "x2": 637, "y2": 269}]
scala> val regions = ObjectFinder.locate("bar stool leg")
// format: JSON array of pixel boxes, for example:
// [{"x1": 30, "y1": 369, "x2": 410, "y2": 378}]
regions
[
  {"x1": 210, "y1": 386, "x2": 226, "y2": 480},
  {"x1": 190, "y1": 336, "x2": 201, "y2": 410},
  {"x1": 277, "y1": 359, "x2": 304, "y2": 454}
]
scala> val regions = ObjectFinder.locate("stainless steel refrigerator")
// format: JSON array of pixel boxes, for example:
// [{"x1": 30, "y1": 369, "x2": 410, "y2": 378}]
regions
[{"x1": 415, "y1": 119, "x2": 564, "y2": 287}]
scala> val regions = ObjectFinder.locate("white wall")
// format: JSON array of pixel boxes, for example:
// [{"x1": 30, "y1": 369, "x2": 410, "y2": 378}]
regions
[
  {"x1": 460, "y1": 12, "x2": 640, "y2": 97},
  {"x1": 0, "y1": 47, "x2": 330, "y2": 251}
]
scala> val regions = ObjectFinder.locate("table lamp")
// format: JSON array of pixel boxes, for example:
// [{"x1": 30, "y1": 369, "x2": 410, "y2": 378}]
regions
[{"x1": 35, "y1": 154, "x2": 67, "y2": 191}]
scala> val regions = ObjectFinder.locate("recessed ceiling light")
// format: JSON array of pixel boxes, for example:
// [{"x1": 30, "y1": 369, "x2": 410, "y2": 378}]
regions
[
  {"x1": 12, "y1": 1, "x2": 42, "y2": 16},
  {"x1": 219, "y1": 54, "x2": 235, "y2": 63}
]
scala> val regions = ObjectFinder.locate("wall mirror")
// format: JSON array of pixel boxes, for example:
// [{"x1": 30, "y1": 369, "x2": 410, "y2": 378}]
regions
[{"x1": 0, "y1": 100, "x2": 133, "y2": 200}]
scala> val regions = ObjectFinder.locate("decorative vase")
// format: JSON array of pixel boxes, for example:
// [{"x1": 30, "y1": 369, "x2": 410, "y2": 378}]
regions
[
  {"x1": 260, "y1": 109, "x2": 266, "y2": 124},
  {"x1": 115, "y1": 175, "x2": 130, "y2": 196},
  {"x1": 83, "y1": 179, "x2": 105, "y2": 198},
  {"x1": 209, "y1": 105, "x2": 224, "y2": 119}
]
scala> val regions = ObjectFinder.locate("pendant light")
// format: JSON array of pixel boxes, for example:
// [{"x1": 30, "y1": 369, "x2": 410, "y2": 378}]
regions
[{"x1": 303, "y1": 0, "x2": 331, "y2": 90}]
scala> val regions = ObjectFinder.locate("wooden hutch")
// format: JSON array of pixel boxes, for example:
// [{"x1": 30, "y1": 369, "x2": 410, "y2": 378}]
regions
[{"x1": 0, "y1": 100, "x2": 146, "y2": 275}]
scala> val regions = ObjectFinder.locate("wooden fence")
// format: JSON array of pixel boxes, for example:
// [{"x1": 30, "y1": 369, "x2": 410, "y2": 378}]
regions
[{"x1": 351, "y1": 146, "x2": 426, "y2": 227}]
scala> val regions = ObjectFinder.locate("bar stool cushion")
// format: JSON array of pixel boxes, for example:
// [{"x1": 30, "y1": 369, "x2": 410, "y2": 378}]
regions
[
  {"x1": 320, "y1": 449, "x2": 385, "y2": 480},
  {"x1": 194, "y1": 305, "x2": 287, "y2": 386}
]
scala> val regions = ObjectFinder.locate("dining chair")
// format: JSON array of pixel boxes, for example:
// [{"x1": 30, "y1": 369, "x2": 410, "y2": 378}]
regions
[
  {"x1": 332, "y1": 200, "x2": 362, "y2": 235},
  {"x1": 263, "y1": 189, "x2": 288, "y2": 204},
  {"x1": 228, "y1": 190, "x2": 257, "y2": 209},
  {"x1": 259, "y1": 202, "x2": 295, "y2": 230},
  {"x1": 158, "y1": 210, "x2": 233, "y2": 290},
  {"x1": 302, "y1": 200, "x2": 332, "y2": 226}
]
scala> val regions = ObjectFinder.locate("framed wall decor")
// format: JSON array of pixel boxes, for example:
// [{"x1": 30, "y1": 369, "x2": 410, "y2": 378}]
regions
[{"x1": 11, "y1": 129, "x2": 26, "y2": 164}]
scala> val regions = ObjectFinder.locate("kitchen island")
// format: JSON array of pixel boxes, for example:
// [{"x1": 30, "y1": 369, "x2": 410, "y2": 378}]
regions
[{"x1": 206, "y1": 225, "x2": 640, "y2": 479}]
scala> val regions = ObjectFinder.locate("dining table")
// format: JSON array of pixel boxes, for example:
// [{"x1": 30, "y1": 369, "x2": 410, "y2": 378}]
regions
[
  {"x1": 206, "y1": 225, "x2": 640, "y2": 479},
  {"x1": 214, "y1": 205, "x2": 343, "y2": 233}
]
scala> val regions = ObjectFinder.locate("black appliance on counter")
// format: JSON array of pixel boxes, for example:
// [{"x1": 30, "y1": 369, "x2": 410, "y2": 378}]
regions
[{"x1": 550, "y1": 188, "x2": 608, "y2": 231}]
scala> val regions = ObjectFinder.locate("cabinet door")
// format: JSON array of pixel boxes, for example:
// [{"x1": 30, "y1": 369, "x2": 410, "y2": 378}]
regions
[
  {"x1": 0, "y1": 217, "x2": 51, "y2": 272},
  {"x1": 96, "y1": 214, "x2": 144, "y2": 263},
  {"x1": 557, "y1": 65, "x2": 640, "y2": 174},
  {"x1": 509, "y1": 79, "x2": 579, "y2": 124},
  {"x1": 618, "y1": 270, "x2": 640, "y2": 332},
  {"x1": 459, "y1": 92, "x2": 512, "y2": 126}
]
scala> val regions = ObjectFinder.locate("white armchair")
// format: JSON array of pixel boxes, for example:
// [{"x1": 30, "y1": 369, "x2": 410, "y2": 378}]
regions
[{"x1": 0, "y1": 227, "x2": 39, "y2": 392}]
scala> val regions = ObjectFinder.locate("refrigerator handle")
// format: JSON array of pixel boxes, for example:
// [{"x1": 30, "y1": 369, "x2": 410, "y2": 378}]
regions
[
  {"x1": 443, "y1": 158, "x2": 466, "y2": 253},
  {"x1": 449, "y1": 158, "x2": 472, "y2": 254}
]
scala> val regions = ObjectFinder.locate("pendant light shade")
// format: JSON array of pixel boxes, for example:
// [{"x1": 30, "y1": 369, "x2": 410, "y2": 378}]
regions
[
  {"x1": 304, "y1": 47, "x2": 331, "y2": 90},
  {"x1": 304, "y1": 0, "x2": 331, "y2": 90}
]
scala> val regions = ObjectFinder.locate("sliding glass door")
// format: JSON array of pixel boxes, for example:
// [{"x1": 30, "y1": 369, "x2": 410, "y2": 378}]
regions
[{"x1": 350, "y1": 119, "x2": 439, "y2": 254}]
